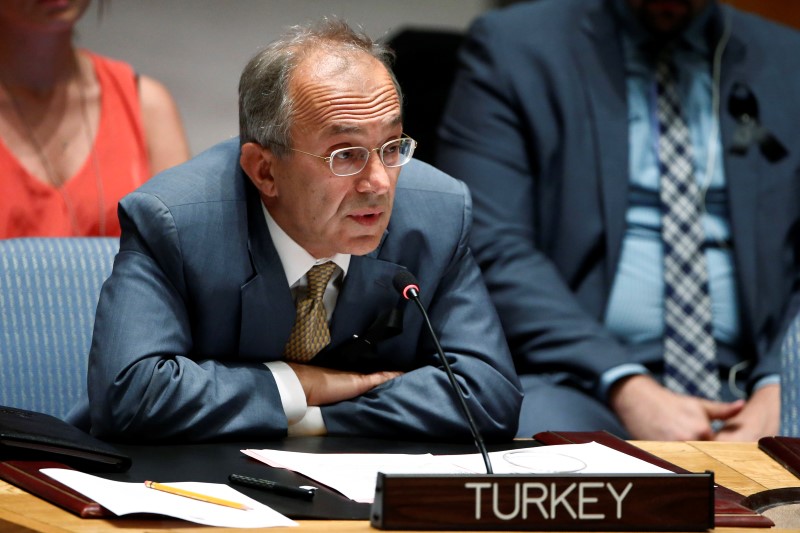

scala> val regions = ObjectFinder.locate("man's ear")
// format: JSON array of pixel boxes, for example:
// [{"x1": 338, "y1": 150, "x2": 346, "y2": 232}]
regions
[{"x1": 240, "y1": 142, "x2": 276, "y2": 197}]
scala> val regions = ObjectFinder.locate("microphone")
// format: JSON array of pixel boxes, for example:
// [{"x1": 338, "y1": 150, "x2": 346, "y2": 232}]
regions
[{"x1": 392, "y1": 270, "x2": 493, "y2": 474}]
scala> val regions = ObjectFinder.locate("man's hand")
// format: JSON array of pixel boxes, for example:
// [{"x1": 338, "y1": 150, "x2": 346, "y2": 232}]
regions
[
  {"x1": 287, "y1": 363, "x2": 403, "y2": 406},
  {"x1": 610, "y1": 374, "x2": 744, "y2": 440},
  {"x1": 715, "y1": 383, "x2": 779, "y2": 441}
]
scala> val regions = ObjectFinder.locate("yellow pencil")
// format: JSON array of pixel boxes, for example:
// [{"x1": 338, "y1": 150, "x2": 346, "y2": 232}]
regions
[{"x1": 144, "y1": 480, "x2": 250, "y2": 511}]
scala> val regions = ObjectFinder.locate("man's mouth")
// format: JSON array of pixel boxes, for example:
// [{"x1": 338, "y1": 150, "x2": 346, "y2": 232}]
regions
[{"x1": 349, "y1": 208, "x2": 385, "y2": 226}]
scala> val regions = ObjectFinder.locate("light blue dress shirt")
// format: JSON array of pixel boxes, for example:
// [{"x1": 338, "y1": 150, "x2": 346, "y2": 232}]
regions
[{"x1": 600, "y1": 2, "x2": 747, "y2": 396}]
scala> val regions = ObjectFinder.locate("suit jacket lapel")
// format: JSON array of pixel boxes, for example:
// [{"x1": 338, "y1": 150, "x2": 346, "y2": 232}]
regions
[
  {"x1": 576, "y1": 5, "x2": 630, "y2": 290},
  {"x1": 239, "y1": 180, "x2": 295, "y2": 359},
  {"x1": 719, "y1": 29, "x2": 759, "y2": 331},
  {"x1": 328, "y1": 252, "x2": 402, "y2": 348}
]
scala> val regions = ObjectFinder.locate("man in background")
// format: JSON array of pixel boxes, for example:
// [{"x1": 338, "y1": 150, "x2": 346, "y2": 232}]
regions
[{"x1": 437, "y1": 0, "x2": 800, "y2": 440}]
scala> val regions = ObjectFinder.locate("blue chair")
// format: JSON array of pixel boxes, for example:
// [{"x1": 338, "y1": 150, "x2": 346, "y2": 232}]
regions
[
  {"x1": 0, "y1": 238, "x2": 118, "y2": 420},
  {"x1": 781, "y1": 310, "x2": 800, "y2": 436}
]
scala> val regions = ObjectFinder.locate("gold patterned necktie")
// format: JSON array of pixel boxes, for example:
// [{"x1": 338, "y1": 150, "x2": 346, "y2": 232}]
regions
[{"x1": 283, "y1": 262, "x2": 338, "y2": 362}]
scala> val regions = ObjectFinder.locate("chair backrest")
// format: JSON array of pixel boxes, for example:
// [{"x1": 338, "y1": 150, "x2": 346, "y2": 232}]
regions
[
  {"x1": 0, "y1": 238, "x2": 118, "y2": 420},
  {"x1": 781, "y1": 311, "x2": 800, "y2": 436},
  {"x1": 386, "y1": 28, "x2": 464, "y2": 165}
]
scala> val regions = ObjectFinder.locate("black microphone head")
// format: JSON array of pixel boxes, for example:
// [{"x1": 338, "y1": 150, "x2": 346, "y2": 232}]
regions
[{"x1": 393, "y1": 270, "x2": 420, "y2": 300}]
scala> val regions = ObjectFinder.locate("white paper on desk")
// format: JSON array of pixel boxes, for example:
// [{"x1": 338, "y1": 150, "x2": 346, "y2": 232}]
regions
[
  {"x1": 243, "y1": 442, "x2": 672, "y2": 504},
  {"x1": 41, "y1": 468, "x2": 297, "y2": 529},
  {"x1": 442, "y1": 442, "x2": 674, "y2": 475},
  {"x1": 242, "y1": 449, "x2": 468, "y2": 503},
  {"x1": 242, "y1": 450, "x2": 470, "y2": 503}
]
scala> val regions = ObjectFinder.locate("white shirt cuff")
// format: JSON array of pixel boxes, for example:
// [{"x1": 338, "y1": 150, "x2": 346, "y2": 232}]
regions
[
  {"x1": 264, "y1": 361, "x2": 307, "y2": 425},
  {"x1": 287, "y1": 407, "x2": 326, "y2": 437},
  {"x1": 264, "y1": 361, "x2": 327, "y2": 436}
]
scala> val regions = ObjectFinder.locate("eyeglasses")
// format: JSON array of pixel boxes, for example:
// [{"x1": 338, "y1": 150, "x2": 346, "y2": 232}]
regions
[{"x1": 288, "y1": 135, "x2": 417, "y2": 177}]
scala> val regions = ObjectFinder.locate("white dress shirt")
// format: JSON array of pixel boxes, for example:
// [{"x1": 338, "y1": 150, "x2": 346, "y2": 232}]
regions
[{"x1": 261, "y1": 203, "x2": 350, "y2": 436}]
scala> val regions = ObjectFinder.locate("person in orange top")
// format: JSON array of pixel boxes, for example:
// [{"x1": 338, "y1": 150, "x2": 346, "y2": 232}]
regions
[{"x1": 0, "y1": 0, "x2": 190, "y2": 237}]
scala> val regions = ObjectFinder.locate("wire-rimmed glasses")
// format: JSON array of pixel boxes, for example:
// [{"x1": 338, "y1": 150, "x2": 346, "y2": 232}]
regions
[{"x1": 288, "y1": 135, "x2": 417, "y2": 177}]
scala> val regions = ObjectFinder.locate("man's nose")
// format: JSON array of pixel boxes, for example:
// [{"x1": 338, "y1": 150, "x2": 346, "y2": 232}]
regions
[{"x1": 355, "y1": 153, "x2": 391, "y2": 194}]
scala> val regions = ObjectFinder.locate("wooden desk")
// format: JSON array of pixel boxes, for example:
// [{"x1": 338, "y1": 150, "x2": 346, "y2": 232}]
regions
[{"x1": 0, "y1": 441, "x2": 797, "y2": 532}]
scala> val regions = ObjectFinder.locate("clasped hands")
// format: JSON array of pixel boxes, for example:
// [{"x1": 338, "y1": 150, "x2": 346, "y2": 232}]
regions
[{"x1": 611, "y1": 374, "x2": 779, "y2": 441}]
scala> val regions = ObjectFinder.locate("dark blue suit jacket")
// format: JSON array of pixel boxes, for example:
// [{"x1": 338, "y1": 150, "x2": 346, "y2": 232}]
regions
[
  {"x1": 437, "y1": 0, "x2": 800, "y2": 397},
  {"x1": 83, "y1": 139, "x2": 521, "y2": 442}
]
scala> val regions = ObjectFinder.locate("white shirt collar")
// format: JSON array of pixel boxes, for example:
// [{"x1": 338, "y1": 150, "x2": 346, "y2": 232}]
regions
[{"x1": 261, "y1": 202, "x2": 351, "y2": 287}]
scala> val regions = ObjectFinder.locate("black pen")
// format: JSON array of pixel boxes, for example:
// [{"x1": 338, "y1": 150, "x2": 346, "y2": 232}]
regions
[{"x1": 228, "y1": 474, "x2": 316, "y2": 500}]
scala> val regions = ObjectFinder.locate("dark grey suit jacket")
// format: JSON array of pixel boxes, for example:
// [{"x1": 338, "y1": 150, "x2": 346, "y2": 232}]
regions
[
  {"x1": 437, "y1": 0, "x2": 800, "y2": 396},
  {"x1": 82, "y1": 138, "x2": 522, "y2": 442}
]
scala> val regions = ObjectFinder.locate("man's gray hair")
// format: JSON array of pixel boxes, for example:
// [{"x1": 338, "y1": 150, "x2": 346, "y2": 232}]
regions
[{"x1": 238, "y1": 16, "x2": 403, "y2": 156}]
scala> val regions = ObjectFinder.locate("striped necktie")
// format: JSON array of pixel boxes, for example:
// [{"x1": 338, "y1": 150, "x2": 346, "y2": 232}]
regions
[{"x1": 655, "y1": 50, "x2": 721, "y2": 400}]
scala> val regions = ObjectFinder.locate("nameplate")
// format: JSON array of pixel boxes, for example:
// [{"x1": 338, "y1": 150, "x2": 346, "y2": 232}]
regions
[{"x1": 370, "y1": 473, "x2": 713, "y2": 531}]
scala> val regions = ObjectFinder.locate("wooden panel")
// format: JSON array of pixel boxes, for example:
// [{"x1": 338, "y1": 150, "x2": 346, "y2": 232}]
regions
[
  {"x1": 634, "y1": 441, "x2": 768, "y2": 496},
  {"x1": 723, "y1": 0, "x2": 800, "y2": 29},
  {"x1": 690, "y1": 441, "x2": 800, "y2": 491}
]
